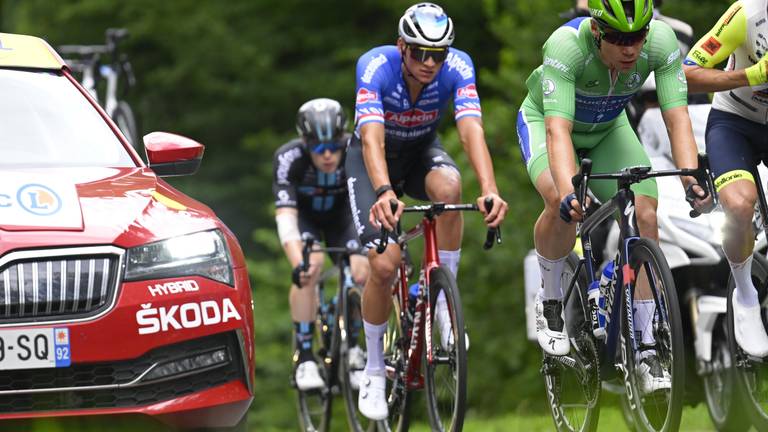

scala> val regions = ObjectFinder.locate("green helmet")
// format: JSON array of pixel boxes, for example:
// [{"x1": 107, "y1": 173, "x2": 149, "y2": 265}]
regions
[{"x1": 587, "y1": 0, "x2": 653, "y2": 32}]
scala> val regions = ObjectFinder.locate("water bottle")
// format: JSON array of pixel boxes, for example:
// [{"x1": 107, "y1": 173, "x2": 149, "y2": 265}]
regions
[
  {"x1": 408, "y1": 282, "x2": 420, "y2": 316},
  {"x1": 587, "y1": 280, "x2": 606, "y2": 339},
  {"x1": 594, "y1": 261, "x2": 615, "y2": 337}
]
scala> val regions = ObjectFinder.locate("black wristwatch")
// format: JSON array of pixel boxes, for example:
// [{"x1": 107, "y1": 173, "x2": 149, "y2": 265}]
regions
[{"x1": 375, "y1": 184, "x2": 394, "y2": 198}]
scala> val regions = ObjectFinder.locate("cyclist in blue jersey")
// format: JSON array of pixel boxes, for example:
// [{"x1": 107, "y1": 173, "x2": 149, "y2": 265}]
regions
[
  {"x1": 346, "y1": 2, "x2": 508, "y2": 420},
  {"x1": 273, "y1": 98, "x2": 369, "y2": 391}
]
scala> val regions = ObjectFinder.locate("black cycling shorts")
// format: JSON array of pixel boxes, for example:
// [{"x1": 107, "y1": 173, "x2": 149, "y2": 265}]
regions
[
  {"x1": 706, "y1": 108, "x2": 768, "y2": 192},
  {"x1": 299, "y1": 209, "x2": 362, "y2": 263},
  {"x1": 345, "y1": 133, "x2": 460, "y2": 249}
]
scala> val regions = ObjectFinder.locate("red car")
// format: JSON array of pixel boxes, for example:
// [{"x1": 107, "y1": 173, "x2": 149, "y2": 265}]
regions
[{"x1": 0, "y1": 33, "x2": 254, "y2": 430}]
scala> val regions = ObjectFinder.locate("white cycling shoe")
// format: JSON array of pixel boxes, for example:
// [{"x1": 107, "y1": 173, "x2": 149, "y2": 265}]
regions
[
  {"x1": 636, "y1": 354, "x2": 672, "y2": 395},
  {"x1": 436, "y1": 302, "x2": 470, "y2": 351},
  {"x1": 347, "y1": 346, "x2": 366, "y2": 391},
  {"x1": 732, "y1": 292, "x2": 768, "y2": 358},
  {"x1": 295, "y1": 360, "x2": 325, "y2": 391},
  {"x1": 358, "y1": 372, "x2": 388, "y2": 421},
  {"x1": 535, "y1": 294, "x2": 570, "y2": 356}
]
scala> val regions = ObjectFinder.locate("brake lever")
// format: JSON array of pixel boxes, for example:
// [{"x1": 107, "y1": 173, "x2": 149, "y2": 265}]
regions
[
  {"x1": 376, "y1": 199, "x2": 399, "y2": 254},
  {"x1": 483, "y1": 197, "x2": 501, "y2": 250}
]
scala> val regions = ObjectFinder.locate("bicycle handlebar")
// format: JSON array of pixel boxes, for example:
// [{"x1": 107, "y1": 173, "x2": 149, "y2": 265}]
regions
[{"x1": 375, "y1": 198, "x2": 502, "y2": 254}]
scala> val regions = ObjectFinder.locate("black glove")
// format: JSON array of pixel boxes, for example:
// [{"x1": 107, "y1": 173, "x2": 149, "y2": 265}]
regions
[
  {"x1": 292, "y1": 263, "x2": 304, "y2": 287},
  {"x1": 559, "y1": 193, "x2": 578, "y2": 223}
]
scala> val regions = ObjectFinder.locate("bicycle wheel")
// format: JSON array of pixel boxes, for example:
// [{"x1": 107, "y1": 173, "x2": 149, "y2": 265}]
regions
[
  {"x1": 379, "y1": 285, "x2": 411, "y2": 432},
  {"x1": 726, "y1": 252, "x2": 768, "y2": 430},
  {"x1": 542, "y1": 252, "x2": 601, "y2": 432},
  {"x1": 620, "y1": 238, "x2": 684, "y2": 432},
  {"x1": 112, "y1": 101, "x2": 139, "y2": 151},
  {"x1": 339, "y1": 283, "x2": 376, "y2": 432},
  {"x1": 424, "y1": 265, "x2": 466, "y2": 432},
  {"x1": 296, "y1": 310, "x2": 336, "y2": 431},
  {"x1": 703, "y1": 314, "x2": 750, "y2": 431}
]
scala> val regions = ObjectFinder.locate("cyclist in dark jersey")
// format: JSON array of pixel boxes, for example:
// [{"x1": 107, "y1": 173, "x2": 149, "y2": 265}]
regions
[
  {"x1": 273, "y1": 98, "x2": 369, "y2": 391},
  {"x1": 346, "y1": 2, "x2": 508, "y2": 420}
]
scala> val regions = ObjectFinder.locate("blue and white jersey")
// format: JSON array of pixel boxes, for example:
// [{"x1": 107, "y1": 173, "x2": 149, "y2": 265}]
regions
[{"x1": 354, "y1": 45, "x2": 482, "y2": 145}]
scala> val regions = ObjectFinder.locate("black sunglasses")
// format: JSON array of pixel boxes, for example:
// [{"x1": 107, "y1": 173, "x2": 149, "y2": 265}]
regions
[
  {"x1": 408, "y1": 45, "x2": 449, "y2": 63},
  {"x1": 599, "y1": 26, "x2": 649, "y2": 46}
]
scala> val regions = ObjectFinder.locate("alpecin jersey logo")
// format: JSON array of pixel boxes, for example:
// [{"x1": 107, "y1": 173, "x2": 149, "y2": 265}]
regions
[{"x1": 385, "y1": 109, "x2": 439, "y2": 127}]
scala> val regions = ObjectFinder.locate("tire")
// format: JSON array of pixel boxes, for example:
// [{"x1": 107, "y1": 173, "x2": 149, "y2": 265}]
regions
[
  {"x1": 424, "y1": 265, "x2": 467, "y2": 432},
  {"x1": 703, "y1": 315, "x2": 750, "y2": 431},
  {"x1": 339, "y1": 283, "x2": 376, "y2": 432},
  {"x1": 620, "y1": 238, "x2": 684, "y2": 432},
  {"x1": 726, "y1": 252, "x2": 768, "y2": 430},
  {"x1": 379, "y1": 286, "x2": 411, "y2": 432},
  {"x1": 112, "y1": 101, "x2": 139, "y2": 152},
  {"x1": 296, "y1": 303, "x2": 337, "y2": 432},
  {"x1": 543, "y1": 252, "x2": 601, "y2": 432}
]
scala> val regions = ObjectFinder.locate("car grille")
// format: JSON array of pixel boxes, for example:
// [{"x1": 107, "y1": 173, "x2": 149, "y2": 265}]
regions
[
  {"x1": 0, "y1": 332, "x2": 244, "y2": 412},
  {"x1": 0, "y1": 247, "x2": 123, "y2": 324}
]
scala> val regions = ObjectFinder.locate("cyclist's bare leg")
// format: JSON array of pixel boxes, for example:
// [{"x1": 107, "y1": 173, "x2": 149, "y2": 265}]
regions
[
  {"x1": 533, "y1": 169, "x2": 576, "y2": 300},
  {"x1": 289, "y1": 245, "x2": 325, "y2": 322},
  {"x1": 350, "y1": 254, "x2": 370, "y2": 287},
  {"x1": 363, "y1": 245, "x2": 400, "y2": 324},
  {"x1": 425, "y1": 167, "x2": 463, "y2": 252},
  {"x1": 719, "y1": 179, "x2": 759, "y2": 305}
]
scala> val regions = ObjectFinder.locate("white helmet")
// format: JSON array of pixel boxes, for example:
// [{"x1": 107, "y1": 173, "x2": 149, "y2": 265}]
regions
[{"x1": 398, "y1": 3, "x2": 454, "y2": 47}]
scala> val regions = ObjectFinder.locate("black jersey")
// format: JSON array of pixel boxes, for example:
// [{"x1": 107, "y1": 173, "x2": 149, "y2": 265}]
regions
[{"x1": 272, "y1": 136, "x2": 350, "y2": 214}]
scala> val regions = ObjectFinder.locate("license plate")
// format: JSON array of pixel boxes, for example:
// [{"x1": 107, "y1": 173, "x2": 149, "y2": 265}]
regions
[{"x1": 0, "y1": 327, "x2": 71, "y2": 370}]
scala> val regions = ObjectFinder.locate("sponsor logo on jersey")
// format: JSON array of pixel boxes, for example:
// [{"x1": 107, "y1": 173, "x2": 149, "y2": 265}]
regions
[
  {"x1": 589, "y1": 8, "x2": 603, "y2": 17},
  {"x1": 586, "y1": 80, "x2": 600, "y2": 88},
  {"x1": 542, "y1": 79, "x2": 556, "y2": 95},
  {"x1": 702, "y1": 36, "x2": 722, "y2": 56},
  {"x1": 625, "y1": 72, "x2": 641, "y2": 90},
  {"x1": 417, "y1": 97, "x2": 439, "y2": 106},
  {"x1": 276, "y1": 147, "x2": 302, "y2": 185},
  {"x1": 385, "y1": 109, "x2": 439, "y2": 127},
  {"x1": 136, "y1": 299, "x2": 242, "y2": 335},
  {"x1": 544, "y1": 56, "x2": 570, "y2": 73},
  {"x1": 666, "y1": 49, "x2": 680, "y2": 65},
  {"x1": 677, "y1": 69, "x2": 687, "y2": 84},
  {"x1": 691, "y1": 50, "x2": 709, "y2": 65},
  {"x1": 716, "y1": 5, "x2": 742, "y2": 37},
  {"x1": 356, "y1": 88, "x2": 378, "y2": 105},
  {"x1": 361, "y1": 53, "x2": 387, "y2": 84},
  {"x1": 757, "y1": 18, "x2": 767, "y2": 27},
  {"x1": 445, "y1": 52, "x2": 473, "y2": 80},
  {"x1": 456, "y1": 83, "x2": 478, "y2": 99}
]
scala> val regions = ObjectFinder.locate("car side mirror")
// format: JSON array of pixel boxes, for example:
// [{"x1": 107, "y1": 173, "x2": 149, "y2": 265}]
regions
[{"x1": 143, "y1": 132, "x2": 204, "y2": 177}]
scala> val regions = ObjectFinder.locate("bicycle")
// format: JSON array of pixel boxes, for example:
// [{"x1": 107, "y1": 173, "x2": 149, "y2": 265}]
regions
[
  {"x1": 293, "y1": 233, "x2": 372, "y2": 432},
  {"x1": 375, "y1": 198, "x2": 501, "y2": 432},
  {"x1": 58, "y1": 28, "x2": 139, "y2": 150},
  {"x1": 542, "y1": 155, "x2": 710, "y2": 432},
  {"x1": 724, "y1": 151, "x2": 768, "y2": 431}
]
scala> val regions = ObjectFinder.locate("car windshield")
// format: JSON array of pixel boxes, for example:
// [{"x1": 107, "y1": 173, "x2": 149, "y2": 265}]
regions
[{"x1": 0, "y1": 68, "x2": 135, "y2": 168}]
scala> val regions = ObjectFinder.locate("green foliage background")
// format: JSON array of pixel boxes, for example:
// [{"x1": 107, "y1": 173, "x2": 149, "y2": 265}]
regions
[{"x1": 0, "y1": 0, "x2": 731, "y2": 429}]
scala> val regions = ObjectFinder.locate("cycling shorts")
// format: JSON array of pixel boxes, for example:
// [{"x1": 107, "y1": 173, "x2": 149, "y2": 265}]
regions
[
  {"x1": 299, "y1": 210, "x2": 363, "y2": 264},
  {"x1": 706, "y1": 108, "x2": 768, "y2": 192},
  {"x1": 345, "y1": 133, "x2": 460, "y2": 249},
  {"x1": 517, "y1": 96, "x2": 657, "y2": 202}
]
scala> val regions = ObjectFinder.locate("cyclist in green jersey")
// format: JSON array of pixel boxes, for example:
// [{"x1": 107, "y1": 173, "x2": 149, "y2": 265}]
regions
[{"x1": 517, "y1": 0, "x2": 712, "y2": 394}]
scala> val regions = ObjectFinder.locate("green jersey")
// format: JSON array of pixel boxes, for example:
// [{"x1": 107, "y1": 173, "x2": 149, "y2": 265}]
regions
[{"x1": 524, "y1": 17, "x2": 688, "y2": 133}]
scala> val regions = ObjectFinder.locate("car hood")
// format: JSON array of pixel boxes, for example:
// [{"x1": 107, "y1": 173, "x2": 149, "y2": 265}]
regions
[{"x1": 0, "y1": 167, "x2": 218, "y2": 253}]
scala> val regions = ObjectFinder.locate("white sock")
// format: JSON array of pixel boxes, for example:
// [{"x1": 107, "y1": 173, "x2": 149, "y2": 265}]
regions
[
  {"x1": 437, "y1": 249, "x2": 461, "y2": 328},
  {"x1": 363, "y1": 321, "x2": 387, "y2": 375},
  {"x1": 633, "y1": 299, "x2": 657, "y2": 360},
  {"x1": 438, "y1": 249, "x2": 461, "y2": 278},
  {"x1": 537, "y1": 253, "x2": 566, "y2": 300},
  {"x1": 729, "y1": 255, "x2": 759, "y2": 307}
]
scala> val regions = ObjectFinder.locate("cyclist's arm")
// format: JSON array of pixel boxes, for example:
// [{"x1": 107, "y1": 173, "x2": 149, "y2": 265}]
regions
[
  {"x1": 275, "y1": 207, "x2": 303, "y2": 268},
  {"x1": 683, "y1": 1, "x2": 750, "y2": 93},
  {"x1": 360, "y1": 122, "x2": 391, "y2": 194},
  {"x1": 456, "y1": 116, "x2": 497, "y2": 196},
  {"x1": 544, "y1": 116, "x2": 577, "y2": 197},
  {"x1": 661, "y1": 106, "x2": 698, "y2": 185}
]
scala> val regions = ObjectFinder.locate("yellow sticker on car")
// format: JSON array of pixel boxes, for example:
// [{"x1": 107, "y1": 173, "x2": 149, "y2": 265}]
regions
[
  {"x1": 151, "y1": 191, "x2": 187, "y2": 211},
  {"x1": 0, "y1": 33, "x2": 64, "y2": 70}
]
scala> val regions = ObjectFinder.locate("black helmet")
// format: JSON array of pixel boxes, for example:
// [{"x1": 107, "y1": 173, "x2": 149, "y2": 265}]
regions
[{"x1": 296, "y1": 98, "x2": 347, "y2": 145}]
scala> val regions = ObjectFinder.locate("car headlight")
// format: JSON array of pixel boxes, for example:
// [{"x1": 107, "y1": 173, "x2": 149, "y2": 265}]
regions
[{"x1": 124, "y1": 229, "x2": 233, "y2": 285}]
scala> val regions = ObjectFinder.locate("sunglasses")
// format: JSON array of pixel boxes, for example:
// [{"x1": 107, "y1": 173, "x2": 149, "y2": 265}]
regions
[
  {"x1": 599, "y1": 26, "x2": 648, "y2": 46},
  {"x1": 408, "y1": 45, "x2": 449, "y2": 63},
  {"x1": 310, "y1": 142, "x2": 342, "y2": 154}
]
